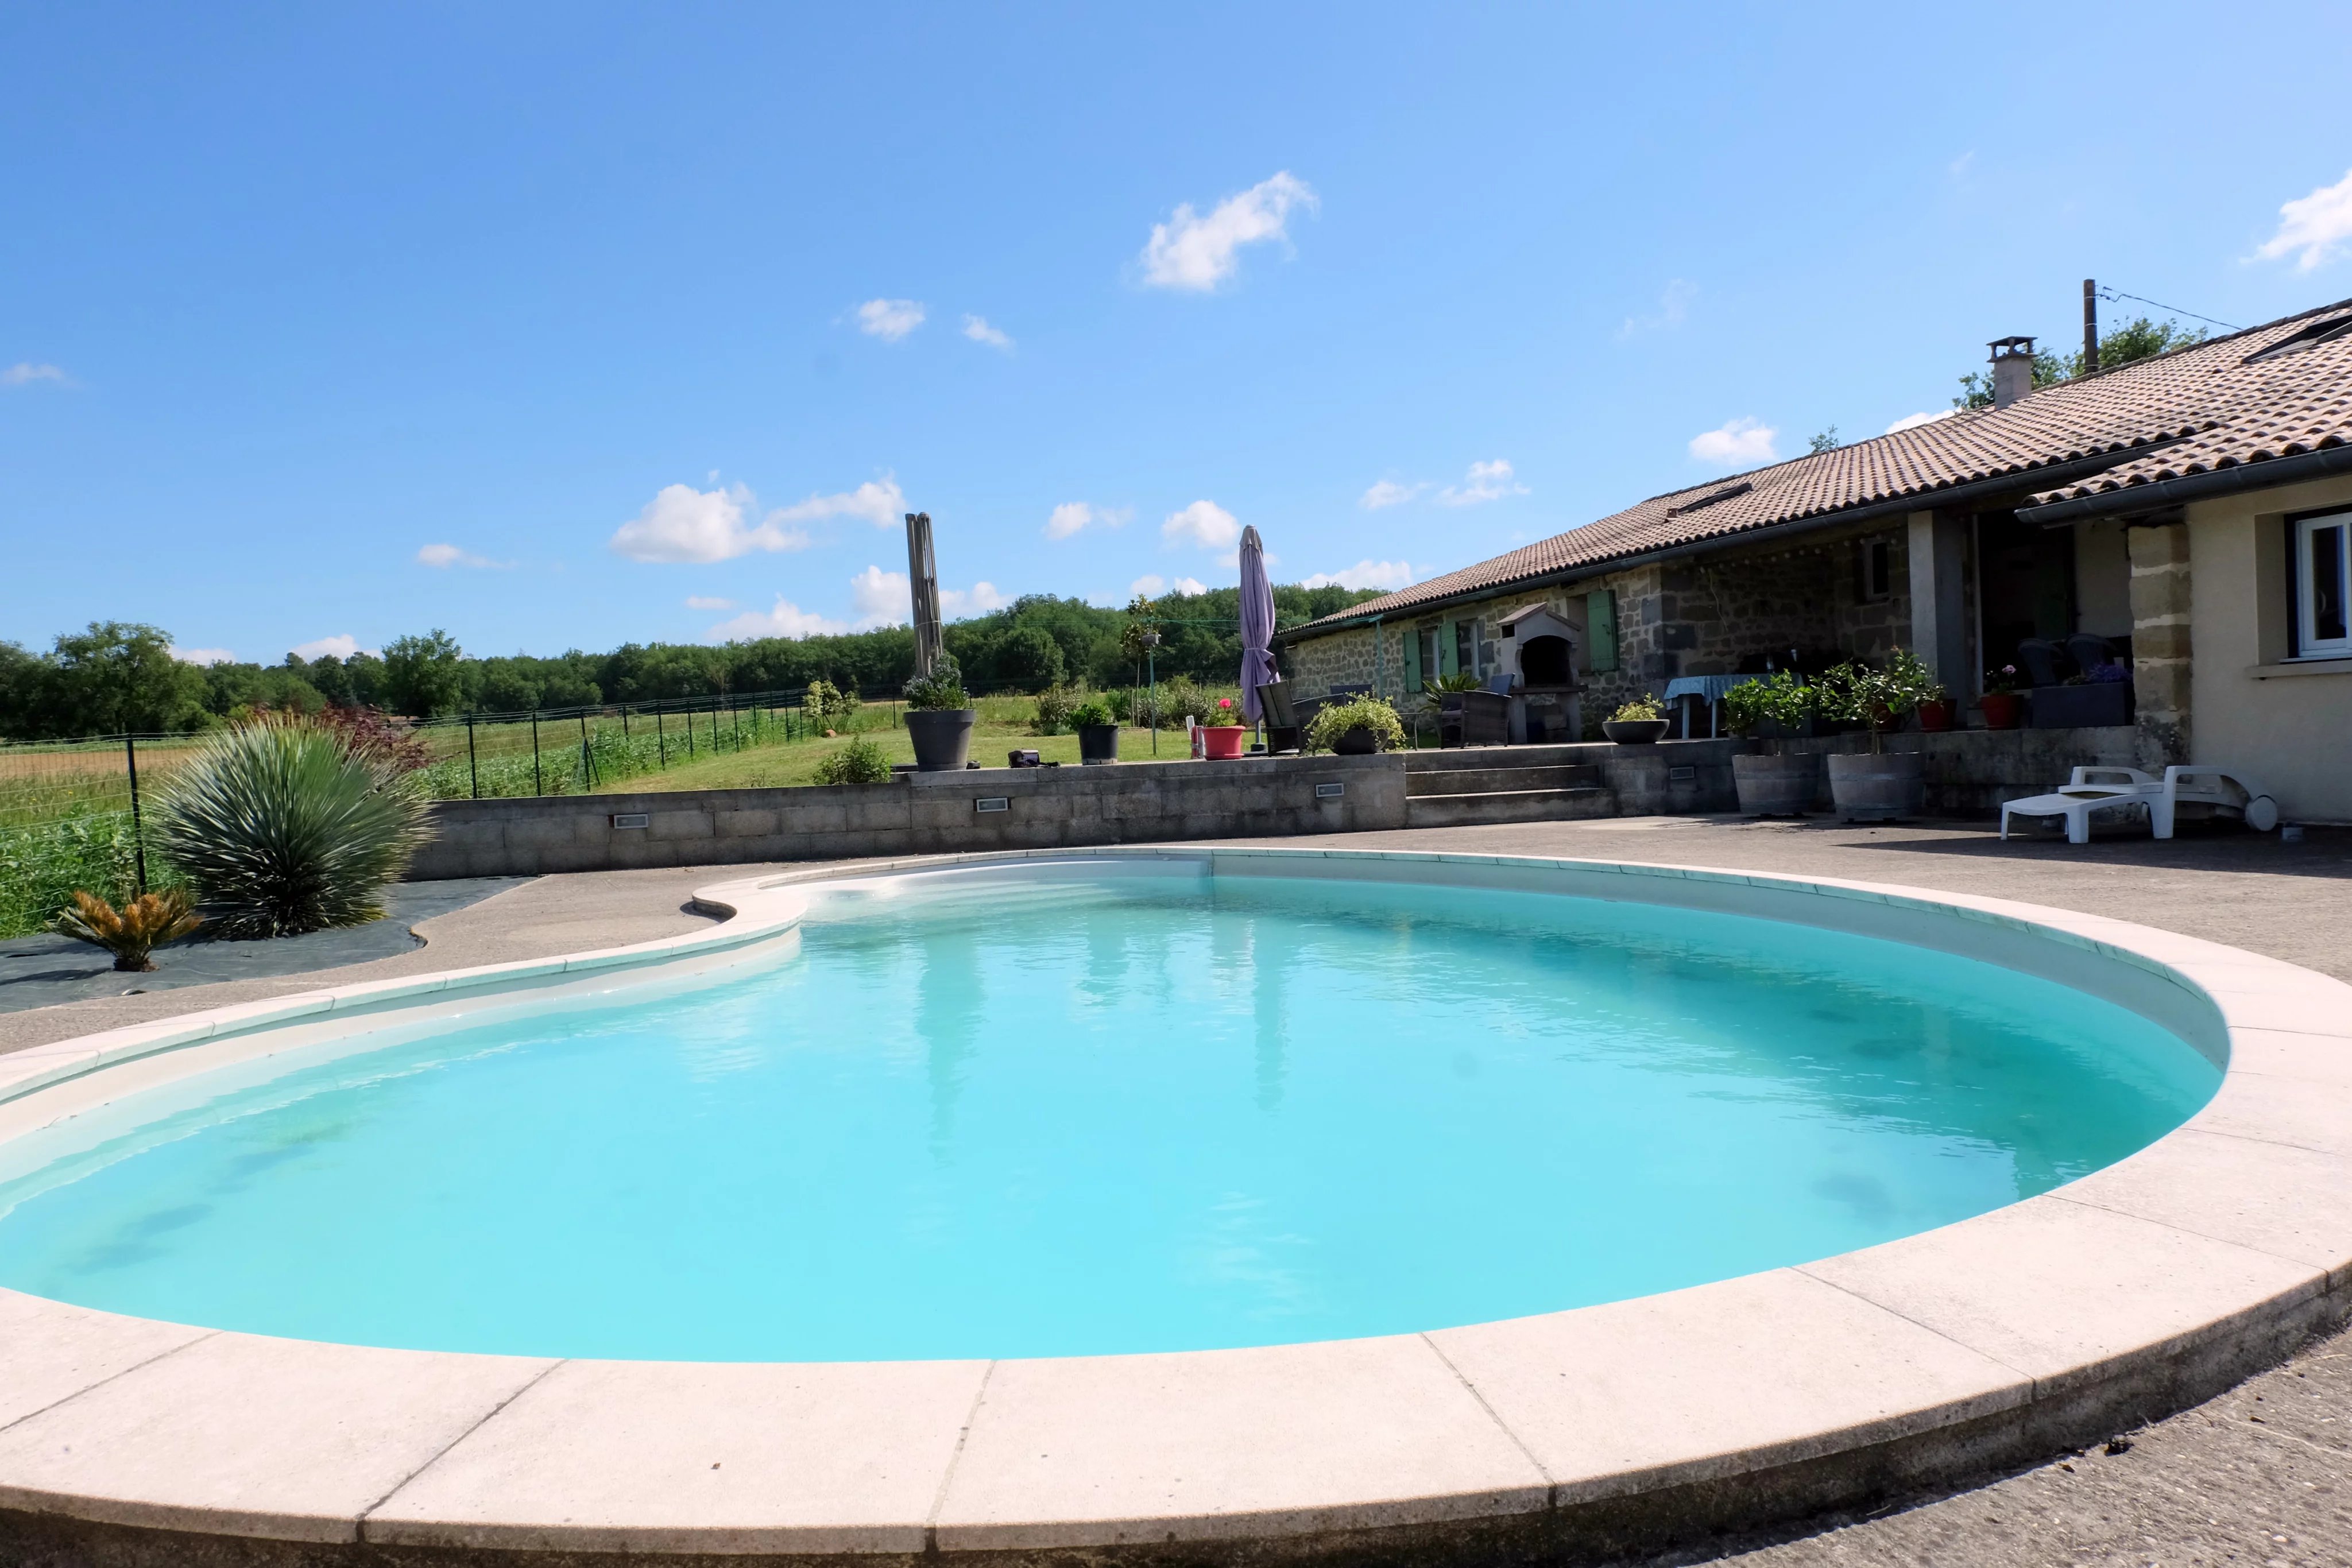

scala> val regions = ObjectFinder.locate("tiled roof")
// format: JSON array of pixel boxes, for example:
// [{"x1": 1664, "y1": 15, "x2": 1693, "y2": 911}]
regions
[{"x1": 1291, "y1": 298, "x2": 2352, "y2": 638}]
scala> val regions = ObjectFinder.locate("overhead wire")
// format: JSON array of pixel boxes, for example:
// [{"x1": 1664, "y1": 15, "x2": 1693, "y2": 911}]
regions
[{"x1": 2094, "y1": 286, "x2": 2239, "y2": 333}]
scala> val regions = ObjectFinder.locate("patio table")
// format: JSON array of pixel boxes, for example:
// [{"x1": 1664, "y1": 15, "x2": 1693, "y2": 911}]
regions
[{"x1": 1662, "y1": 673, "x2": 1747, "y2": 737}]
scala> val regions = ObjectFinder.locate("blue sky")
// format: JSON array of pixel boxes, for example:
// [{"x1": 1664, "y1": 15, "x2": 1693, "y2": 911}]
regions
[{"x1": 6, "y1": 3, "x2": 2351, "y2": 664}]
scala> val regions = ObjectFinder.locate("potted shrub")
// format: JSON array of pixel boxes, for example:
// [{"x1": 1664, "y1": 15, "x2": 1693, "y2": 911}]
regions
[
  {"x1": 1978, "y1": 664, "x2": 2025, "y2": 730},
  {"x1": 1072, "y1": 699, "x2": 1120, "y2": 764},
  {"x1": 1306, "y1": 695, "x2": 1406, "y2": 756},
  {"x1": 1817, "y1": 652, "x2": 1931, "y2": 822},
  {"x1": 1200, "y1": 696, "x2": 1249, "y2": 760},
  {"x1": 1724, "y1": 672, "x2": 1819, "y2": 815},
  {"x1": 1601, "y1": 694, "x2": 1670, "y2": 745},
  {"x1": 903, "y1": 656, "x2": 976, "y2": 771}
]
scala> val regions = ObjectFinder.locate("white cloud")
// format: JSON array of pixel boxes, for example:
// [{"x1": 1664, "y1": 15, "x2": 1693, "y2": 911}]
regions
[
  {"x1": 1616, "y1": 278, "x2": 1696, "y2": 339},
  {"x1": 1689, "y1": 418, "x2": 1778, "y2": 466},
  {"x1": 1173, "y1": 576, "x2": 1207, "y2": 596},
  {"x1": 771, "y1": 476, "x2": 907, "y2": 530},
  {"x1": 1359, "y1": 479, "x2": 1426, "y2": 510},
  {"x1": 1043, "y1": 501, "x2": 1130, "y2": 540},
  {"x1": 171, "y1": 646, "x2": 235, "y2": 666},
  {"x1": 1140, "y1": 172, "x2": 1317, "y2": 291},
  {"x1": 610, "y1": 476, "x2": 904, "y2": 563},
  {"x1": 1436, "y1": 459, "x2": 1529, "y2": 507},
  {"x1": 1299, "y1": 559, "x2": 1414, "y2": 592},
  {"x1": 1160, "y1": 498, "x2": 1241, "y2": 549},
  {"x1": 962, "y1": 314, "x2": 1013, "y2": 350},
  {"x1": 1129, "y1": 574, "x2": 1206, "y2": 598},
  {"x1": 941, "y1": 581, "x2": 1009, "y2": 617},
  {"x1": 684, "y1": 595, "x2": 738, "y2": 610},
  {"x1": 856, "y1": 299, "x2": 926, "y2": 340},
  {"x1": 845, "y1": 565, "x2": 1006, "y2": 630},
  {"x1": 1, "y1": 362, "x2": 68, "y2": 388},
  {"x1": 1886, "y1": 409, "x2": 1958, "y2": 434},
  {"x1": 415, "y1": 542, "x2": 509, "y2": 569},
  {"x1": 2256, "y1": 167, "x2": 2352, "y2": 270},
  {"x1": 1948, "y1": 150, "x2": 1976, "y2": 179},
  {"x1": 289, "y1": 634, "x2": 363, "y2": 661},
  {"x1": 705, "y1": 598, "x2": 850, "y2": 642}
]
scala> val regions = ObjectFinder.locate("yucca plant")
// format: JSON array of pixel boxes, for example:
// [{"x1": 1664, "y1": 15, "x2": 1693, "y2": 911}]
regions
[
  {"x1": 152, "y1": 716, "x2": 432, "y2": 938},
  {"x1": 55, "y1": 888, "x2": 204, "y2": 972}
]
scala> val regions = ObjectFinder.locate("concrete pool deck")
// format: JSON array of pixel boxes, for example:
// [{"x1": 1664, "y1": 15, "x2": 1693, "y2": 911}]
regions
[{"x1": 0, "y1": 823, "x2": 2346, "y2": 1566}]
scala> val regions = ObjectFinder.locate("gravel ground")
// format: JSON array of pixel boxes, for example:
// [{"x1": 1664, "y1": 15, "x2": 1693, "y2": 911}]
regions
[{"x1": 3, "y1": 818, "x2": 2347, "y2": 1565}]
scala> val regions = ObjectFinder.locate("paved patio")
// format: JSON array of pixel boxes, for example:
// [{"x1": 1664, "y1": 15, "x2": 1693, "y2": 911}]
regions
[{"x1": 1, "y1": 818, "x2": 2345, "y2": 1565}]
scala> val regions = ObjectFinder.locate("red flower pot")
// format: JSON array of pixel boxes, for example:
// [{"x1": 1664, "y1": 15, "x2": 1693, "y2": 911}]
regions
[
  {"x1": 1978, "y1": 692, "x2": 2022, "y2": 730},
  {"x1": 1201, "y1": 725, "x2": 1247, "y2": 759},
  {"x1": 1916, "y1": 698, "x2": 1956, "y2": 733}
]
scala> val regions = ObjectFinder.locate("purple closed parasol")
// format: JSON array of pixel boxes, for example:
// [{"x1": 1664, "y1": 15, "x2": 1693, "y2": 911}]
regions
[{"x1": 1237, "y1": 525, "x2": 1277, "y2": 722}]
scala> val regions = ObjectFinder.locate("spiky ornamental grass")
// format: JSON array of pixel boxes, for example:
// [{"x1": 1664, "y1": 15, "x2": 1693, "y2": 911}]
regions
[{"x1": 152, "y1": 717, "x2": 432, "y2": 938}]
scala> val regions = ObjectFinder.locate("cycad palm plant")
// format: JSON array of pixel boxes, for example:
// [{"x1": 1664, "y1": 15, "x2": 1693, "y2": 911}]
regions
[{"x1": 152, "y1": 716, "x2": 432, "y2": 938}]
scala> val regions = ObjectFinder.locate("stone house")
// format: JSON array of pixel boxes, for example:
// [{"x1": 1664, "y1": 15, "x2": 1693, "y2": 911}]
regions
[{"x1": 1281, "y1": 298, "x2": 2352, "y2": 823}]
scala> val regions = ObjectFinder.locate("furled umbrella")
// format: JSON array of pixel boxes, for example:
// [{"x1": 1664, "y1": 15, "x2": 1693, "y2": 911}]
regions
[{"x1": 1237, "y1": 525, "x2": 1277, "y2": 724}]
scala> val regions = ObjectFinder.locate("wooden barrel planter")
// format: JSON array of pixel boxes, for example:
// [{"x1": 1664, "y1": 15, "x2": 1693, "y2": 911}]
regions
[
  {"x1": 1732, "y1": 752, "x2": 1819, "y2": 816},
  {"x1": 1827, "y1": 752, "x2": 1925, "y2": 822}
]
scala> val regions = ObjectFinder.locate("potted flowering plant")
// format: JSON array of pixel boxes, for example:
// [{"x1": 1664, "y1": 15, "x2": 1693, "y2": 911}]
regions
[
  {"x1": 1199, "y1": 695, "x2": 1248, "y2": 760},
  {"x1": 902, "y1": 655, "x2": 976, "y2": 771},
  {"x1": 1979, "y1": 664, "x2": 2025, "y2": 730}
]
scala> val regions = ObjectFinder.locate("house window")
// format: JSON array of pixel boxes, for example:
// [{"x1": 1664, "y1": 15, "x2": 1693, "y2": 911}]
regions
[
  {"x1": 1454, "y1": 620, "x2": 1477, "y2": 677},
  {"x1": 1857, "y1": 537, "x2": 1894, "y2": 602},
  {"x1": 2296, "y1": 511, "x2": 2352, "y2": 657},
  {"x1": 1417, "y1": 627, "x2": 1441, "y2": 684}
]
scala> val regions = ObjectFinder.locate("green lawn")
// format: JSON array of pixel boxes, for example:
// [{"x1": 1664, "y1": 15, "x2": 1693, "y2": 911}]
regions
[{"x1": 638, "y1": 696, "x2": 1233, "y2": 791}]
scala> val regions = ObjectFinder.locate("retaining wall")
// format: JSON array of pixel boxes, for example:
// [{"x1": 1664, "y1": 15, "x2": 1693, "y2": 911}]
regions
[{"x1": 408, "y1": 753, "x2": 1409, "y2": 879}]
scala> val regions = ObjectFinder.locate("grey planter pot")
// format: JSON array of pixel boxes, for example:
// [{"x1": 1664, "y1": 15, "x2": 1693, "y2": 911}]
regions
[
  {"x1": 1077, "y1": 723, "x2": 1120, "y2": 764},
  {"x1": 1603, "y1": 719, "x2": 1670, "y2": 745},
  {"x1": 1332, "y1": 726, "x2": 1382, "y2": 756},
  {"x1": 905, "y1": 708, "x2": 976, "y2": 771},
  {"x1": 1732, "y1": 752, "x2": 1819, "y2": 816},
  {"x1": 1827, "y1": 750, "x2": 1924, "y2": 822}
]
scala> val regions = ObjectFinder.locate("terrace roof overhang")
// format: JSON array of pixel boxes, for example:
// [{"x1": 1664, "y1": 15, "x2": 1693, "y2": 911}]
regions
[
  {"x1": 2016, "y1": 443, "x2": 2352, "y2": 526},
  {"x1": 1277, "y1": 444, "x2": 2181, "y2": 648}
]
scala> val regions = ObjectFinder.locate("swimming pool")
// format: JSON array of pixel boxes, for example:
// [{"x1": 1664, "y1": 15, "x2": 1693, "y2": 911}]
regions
[{"x1": 0, "y1": 854, "x2": 2218, "y2": 1362}]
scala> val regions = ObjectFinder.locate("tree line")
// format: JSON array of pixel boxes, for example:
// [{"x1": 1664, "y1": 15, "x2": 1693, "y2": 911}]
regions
[{"x1": 0, "y1": 583, "x2": 1384, "y2": 739}]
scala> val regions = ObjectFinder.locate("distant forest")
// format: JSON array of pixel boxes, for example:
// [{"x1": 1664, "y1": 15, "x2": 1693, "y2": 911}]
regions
[{"x1": 0, "y1": 584, "x2": 1384, "y2": 740}]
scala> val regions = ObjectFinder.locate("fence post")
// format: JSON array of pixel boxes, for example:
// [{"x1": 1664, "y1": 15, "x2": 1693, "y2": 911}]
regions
[
  {"x1": 656, "y1": 707, "x2": 666, "y2": 768},
  {"x1": 466, "y1": 714, "x2": 479, "y2": 799},
  {"x1": 531, "y1": 714, "x2": 542, "y2": 795},
  {"x1": 123, "y1": 734, "x2": 148, "y2": 896},
  {"x1": 579, "y1": 712, "x2": 592, "y2": 789}
]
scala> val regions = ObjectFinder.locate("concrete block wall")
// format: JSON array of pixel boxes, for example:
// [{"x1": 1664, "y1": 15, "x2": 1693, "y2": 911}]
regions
[{"x1": 409, "y1": 753, "x2": 1410, "y2": 880}]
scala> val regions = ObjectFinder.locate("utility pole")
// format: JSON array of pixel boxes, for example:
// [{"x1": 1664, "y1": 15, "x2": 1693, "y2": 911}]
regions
[
  {"x1": 2083, "y1": 278, "x2": 2099, "y2": 374},
  {"x1": 905, "y1": 512, "x2": 943, "y2": 677}
]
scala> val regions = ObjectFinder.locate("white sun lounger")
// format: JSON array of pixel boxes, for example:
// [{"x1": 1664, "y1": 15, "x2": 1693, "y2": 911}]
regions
[
  {"x1": 2001, "y1": 768, "x2": 2160, "y2": 844},
  {"x1": 2001, "y1": 765, "x2": 2280, "y2": 843}
]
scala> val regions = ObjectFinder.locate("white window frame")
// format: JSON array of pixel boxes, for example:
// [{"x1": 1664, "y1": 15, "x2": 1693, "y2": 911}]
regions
[{"x1": 2295, "y1": 510, "x2": 2352, "y2": 659}]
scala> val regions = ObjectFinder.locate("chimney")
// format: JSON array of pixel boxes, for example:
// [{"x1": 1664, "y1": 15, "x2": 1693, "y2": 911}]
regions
[{"x1": 1988, "y1": 336, "x2": 2036, "y2": 409}]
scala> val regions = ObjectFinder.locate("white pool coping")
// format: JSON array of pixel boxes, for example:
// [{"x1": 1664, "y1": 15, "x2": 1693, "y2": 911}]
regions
[{"x1": 0, "y1": 846, "x2": 2347, "y2": 1559}]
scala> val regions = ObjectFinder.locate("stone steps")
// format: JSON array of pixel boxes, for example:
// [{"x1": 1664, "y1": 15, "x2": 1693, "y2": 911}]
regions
[{"x1": 1404, "y1": 786, "x2": 1617, "y2": 828}]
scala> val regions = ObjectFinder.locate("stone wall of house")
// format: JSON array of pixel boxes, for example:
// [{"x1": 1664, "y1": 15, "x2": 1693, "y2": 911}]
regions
[{"x1": 1284, "y1": 524, "x2": 1918, "y2": 734}]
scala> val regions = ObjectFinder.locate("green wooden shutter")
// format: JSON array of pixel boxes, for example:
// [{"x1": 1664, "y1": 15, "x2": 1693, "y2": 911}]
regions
[
  {"x1": 1586, "y1": 590, "x2": 1618, "y2": 673},
  {"x1": 1402, "y1": 625, "x2": 1422, "y2": 692},
  {"x1": 1438, "y1": 621, "x2": 1459, "y2": 676}
]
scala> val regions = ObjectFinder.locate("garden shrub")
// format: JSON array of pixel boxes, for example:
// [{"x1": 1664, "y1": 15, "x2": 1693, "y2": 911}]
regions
[
  {"x1": 152, "y1": 715, "x2": 431, "y2": 938},
  {"x1": 813, "y1": 737, "x2": 893, "y2": 784},
  {"x1": 1032, "y1": 684, "x2": 1081, "y2": 735}
]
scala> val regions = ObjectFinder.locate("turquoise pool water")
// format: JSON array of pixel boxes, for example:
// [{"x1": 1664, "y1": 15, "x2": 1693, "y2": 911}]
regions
[{"x1": 0, "y1": 863, "x2": 2218, "y2": 1361}]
